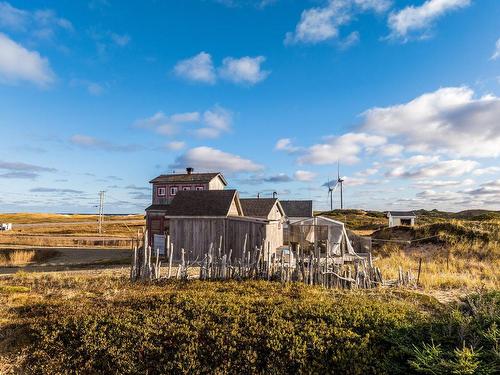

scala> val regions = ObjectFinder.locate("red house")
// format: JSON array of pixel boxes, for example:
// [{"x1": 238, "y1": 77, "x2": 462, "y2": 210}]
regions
[{"x1": 145, "y1": 168, "x2": 228, "y2": 244}]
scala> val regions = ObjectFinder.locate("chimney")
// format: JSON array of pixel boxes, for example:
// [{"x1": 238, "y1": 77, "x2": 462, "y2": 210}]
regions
[
  {"x1": 273, "y1": 191, "x2": 277, "y2": 198},
  {"x1": 186, "y1": 167, "x2": 194, "y2": 175}
]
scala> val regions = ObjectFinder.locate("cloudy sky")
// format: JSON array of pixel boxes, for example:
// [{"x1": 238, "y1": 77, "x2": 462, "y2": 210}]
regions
[{"x1": 0, "y1": 0, "x2": 499, "y2": 213}]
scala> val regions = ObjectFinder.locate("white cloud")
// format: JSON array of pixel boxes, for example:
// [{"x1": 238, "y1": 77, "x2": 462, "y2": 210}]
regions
[
  {"x1": 275, "y1": 138, "x2": 301, "y2": 153},
  {"x1": 343, "y1": 176, "x2": 368, "y2": 186},
  {"x1": 70, "y1": 134, "x2": 141, "y2": 152},
  {"x1": 354, "y1": 0, "x2": 392, "y2": 13},
  {"x1": 285, "y1": 0, "x2": 391, "y2": 45},
  {"x1": 214, "y1": 0, "x2": 277, "y2": 8},
  {"x1": 465, "y1": 179, "x2": 500, "y2": 197},
  {"x1": 0, "y1": 33, "x2": 54, "y2": 86},
  {"x1": 491, "y1": 38, "x2": 500, "y2": 60},
  {"x1": 135, "y1": 111, "x2": 200, "y2": 136},
  {"x1": 174, "y1": 52, "x2": 216, "y2": 84},
  {"x1": 356, "y1": 167, "x2": 379, "y2": 177},
  {"x1": 285, "y1": 0, "x2": 350, "y2": 44},
  {"x1": 175, "y1": 53, "x2": 270, "y2": 86},
  {"x1": 298, "y1": 132, "x2": 386, "y2": 165},
  {"x1": 473, "y1": 166, "x2": 500, "y2": 176},
  {"x1": 136, "y1": 107, "x2": 232, "y2": 139},
  {"x1": 0, "y1": 2, "x2": 27, "y2": 31},
  {"x1": 196, "y1": 106, "x2": 233, "y2": 138},
  {"x1": 386, "y1": 159, "x2": 478, "y2": 178},
  {"x1": 171, "y1": 146, "x2": 263, "y2": 173},
  {"x1": 170, "y1": 112, "x2": 200, "y2": 123},
  {"x1": 69, "y1": 78, "x2": 105, "y2": 96},
  {"x1": 109, "y1": 32, "x2": 130, "y2": 47},
  {"x1": 388, "y1": 0, "x2": 471, "y2": 40},
  {"x1": 203, "y1": 106, "x2": 231, "y2": 131},
  {"x1": 362, "y1": 87, "x2": 500, "y2": 158},
  {"x1": 294, "y1": 170, "x2": 317, "y2": 182},
  {"x1": 413, "y1": 179, "x2": 474, "y2": 189},
  {"x1": 165, "y1": 141, "x2": 186, "y2": 151},
  {"x1": 219, "y1": 56, "x2": 270, "y2": 85},
  {"x1": 381, "y1": 143, "x2": 404, "y2": 156},
  {"x1": 0, "y1": 2, "x2": 73, "y2": 37}
]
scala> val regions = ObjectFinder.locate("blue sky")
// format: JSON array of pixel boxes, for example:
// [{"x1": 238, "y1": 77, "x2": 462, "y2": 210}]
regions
[{"x1": 0, "y1": 0, "x2": 499, "y2": 213}]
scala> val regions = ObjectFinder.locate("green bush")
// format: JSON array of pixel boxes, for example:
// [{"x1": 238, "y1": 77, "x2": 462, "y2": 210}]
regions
[{"x1": 19, "y1": 282, "x2": 500, "y2": 374}]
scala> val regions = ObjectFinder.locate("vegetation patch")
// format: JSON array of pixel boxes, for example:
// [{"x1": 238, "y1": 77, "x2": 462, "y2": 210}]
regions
[
  {"x1": 0, "y1": 249, "x2": 59, "y2": 267},
  {"x1": 0, "y1": 277, "x2": 496, "y2": 374}
]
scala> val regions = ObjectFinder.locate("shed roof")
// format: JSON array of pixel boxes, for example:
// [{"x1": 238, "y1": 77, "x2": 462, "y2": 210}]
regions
[
  {"x1": 145, "y1": 204, "x2": 169, "y2": 212},
  {"x1": 240, "y1": 198, "x2": 283, "y2": 218},
  {"x1": 387, "y1": 211, "x2": 416, "y2": 217},
  {"x1": 149, "y1": 172, "x2": 227, "y2": 185},
  {"x1": 280, "y1": 200, "x2": 313, "y2": 218},
  {"x1": 165, "y1": 190, "x2": 240, "y2": 217}
]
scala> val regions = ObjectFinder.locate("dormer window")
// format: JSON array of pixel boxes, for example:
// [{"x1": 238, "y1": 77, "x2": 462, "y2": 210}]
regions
[
  {"x1": 182, "y1": 186, "x2": 191, "y2": 191},
  {"x1": 195, "y1": 186, "x2": 204, "y2": 191},
  {"x1": 170, "y1": 186, "x2": 178, "y2": 196},
  {"x1": 157, "y1": 187, "x2": 166, "y2": 197}
]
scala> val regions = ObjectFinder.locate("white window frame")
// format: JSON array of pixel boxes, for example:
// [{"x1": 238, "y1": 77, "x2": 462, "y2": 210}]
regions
[
  {"x1": 182, "y1": 186, "x2": 191, "y2": 191},
  {"x1": 195, "y1": 186, "x2": 204, "y2": 191},
  {"x1": 170, "y1": 186, "x2": 178, "y2": 196},
  {"x1": 157, "y1": 187, "x2": 166, "y2": 197}
]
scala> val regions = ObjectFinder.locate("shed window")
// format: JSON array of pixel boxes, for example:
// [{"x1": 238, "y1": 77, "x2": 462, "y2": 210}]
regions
[
  {"x1": 157, "y1": 187, "x2": 166, "y2": 197},
  {"x1": 170, "y1": 186, "x2": 178, "y2": 196}
]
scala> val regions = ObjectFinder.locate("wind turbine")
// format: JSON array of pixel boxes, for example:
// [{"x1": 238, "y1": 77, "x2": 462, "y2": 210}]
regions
[
  {"x1": 326, "y1": 161, "x2": 345, "y2": 211},
  {"x1": 337, "y1": 161, "x2": 344, "y2": 210}
]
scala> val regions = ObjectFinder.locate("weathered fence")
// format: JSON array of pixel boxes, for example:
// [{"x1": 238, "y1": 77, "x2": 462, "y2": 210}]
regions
[{"x1": 131, "y1": 230, "x2": 414, "y2": 288}]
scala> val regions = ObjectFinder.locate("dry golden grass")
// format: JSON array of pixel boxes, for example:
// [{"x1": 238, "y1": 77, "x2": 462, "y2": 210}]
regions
[
  {"x1": 0, "y1": 250, "x2": 58, "y2": 266},
  {"x1": 0, "y1": 215, "x2": 145, "y2": 248},
  {"x1": 376, "y1": 243, "x2": 499, "y2": 291},
  {"x1": 0, "y1": 213, "x2": 143, "y2": 224}
]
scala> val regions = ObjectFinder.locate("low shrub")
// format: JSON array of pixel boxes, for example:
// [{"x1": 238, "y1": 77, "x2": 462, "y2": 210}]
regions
[{"x1": 15, "y1": 281, "x2": 499, "y2": 374}]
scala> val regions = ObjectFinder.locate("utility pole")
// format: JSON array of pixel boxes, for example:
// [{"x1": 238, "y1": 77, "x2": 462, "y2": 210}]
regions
[{"x1": 98, "y1": 191, "x2": 105, "y2": 234}]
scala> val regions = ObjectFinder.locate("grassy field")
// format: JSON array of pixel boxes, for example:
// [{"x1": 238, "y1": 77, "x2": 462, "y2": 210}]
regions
[
  {"x1": 0, "y1": 213, "x2": 144, "y2": 224},
  {"x1": 0, "y1": 214, "x2": 145, "y2": 248},
  {"x1": 0, "y1": 210, "x2": 498, "y2": 373}
]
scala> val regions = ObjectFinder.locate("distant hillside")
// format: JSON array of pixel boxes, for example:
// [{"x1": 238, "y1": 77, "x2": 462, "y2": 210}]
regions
[
  {"x1": 315, "y1": 208, "x2": 500, "y2": 231},
  {"x1": 452, "y1": 210, "x2": 500, "y2": 220}
]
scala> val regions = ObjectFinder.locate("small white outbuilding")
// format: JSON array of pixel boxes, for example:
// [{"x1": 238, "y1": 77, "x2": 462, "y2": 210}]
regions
[{"x1": 387, "y1": 211, "x2": 416, "y2": 227}]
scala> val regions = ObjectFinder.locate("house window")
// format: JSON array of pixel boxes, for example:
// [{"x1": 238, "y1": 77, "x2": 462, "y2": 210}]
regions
[
  {"x1": 182, "y1": 186, "x2": 191, "y2": 191},
  {"x1": 170, "y1": 186, "x2": 178, "y2": 196},
  {"x1": 157, "y1": 187, "x2": 166, "y2": 197},
  {"x1": 195, "y1": 186, "x2": 204, "y2": 191}
]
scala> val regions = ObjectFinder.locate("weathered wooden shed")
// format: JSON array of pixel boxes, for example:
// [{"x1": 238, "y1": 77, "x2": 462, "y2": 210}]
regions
[
  {"x1": 165, "y1": 190, "x2": 281, "y2": 261},
  {"x1": 240, "y1": 198, "x2": 285, "y2": 254}
]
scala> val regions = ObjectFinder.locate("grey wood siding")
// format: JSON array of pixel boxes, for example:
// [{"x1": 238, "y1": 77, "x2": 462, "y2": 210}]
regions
[{"x1": 169, "y1": 217, "x2": 282, "y2": 261}]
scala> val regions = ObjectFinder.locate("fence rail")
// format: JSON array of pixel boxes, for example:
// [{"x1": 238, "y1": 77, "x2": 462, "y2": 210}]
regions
[{"x1": 131, "y1": 230, "x2": 414, "y2": 289}]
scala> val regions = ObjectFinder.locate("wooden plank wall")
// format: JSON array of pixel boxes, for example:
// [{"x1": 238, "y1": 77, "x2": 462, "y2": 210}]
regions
[{"x1": 169, "y1": 217, "x2": 283, "y2": 261}]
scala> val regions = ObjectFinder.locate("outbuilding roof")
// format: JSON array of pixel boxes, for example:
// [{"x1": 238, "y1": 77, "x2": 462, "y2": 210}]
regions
[
  {"x1": 165, "y1": 190, "x2": 240, "y2": 217},
  {"x1": 149, "y1": 172, "x2": 227, "y2": 185},
  {"x1": 240, "y1": 198, "x2": 283, "y2": 218},
  {"x1": 145, "y1": 204, "x2": 168, "y2": 212},
  {"x1": 387, "y1": 211, "x2": 416, "y2": 217},
  {"x1": 280, "y1": 200, "x2": 313, "y2": 218}
]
